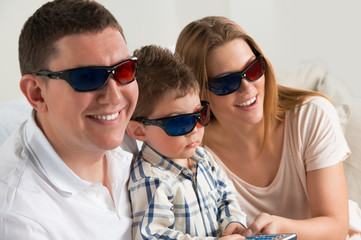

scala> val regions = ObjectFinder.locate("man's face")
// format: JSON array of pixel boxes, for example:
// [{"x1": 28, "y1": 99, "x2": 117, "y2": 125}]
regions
[{"x1": 37, "y1": 27, "x2": 138, "y2": 158}]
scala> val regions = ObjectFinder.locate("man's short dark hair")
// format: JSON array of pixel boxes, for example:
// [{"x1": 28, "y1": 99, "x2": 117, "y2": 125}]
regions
[{"x1": 19, "y1": 0, "x2": 124, "y2": 75}]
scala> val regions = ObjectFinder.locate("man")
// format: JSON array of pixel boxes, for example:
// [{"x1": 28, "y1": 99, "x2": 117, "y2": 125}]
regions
[{"x1": 0, "y1": 0, "x2": 138, "y2": 239}]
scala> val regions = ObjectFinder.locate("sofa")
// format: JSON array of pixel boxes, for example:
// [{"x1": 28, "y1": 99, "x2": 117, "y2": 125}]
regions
[{"x1": 0, "y1": 61, "x2": 360, "y2": 220}]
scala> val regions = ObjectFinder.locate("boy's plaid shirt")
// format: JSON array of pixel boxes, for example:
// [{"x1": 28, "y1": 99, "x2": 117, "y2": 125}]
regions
[{"x1": 128, "y1": 144, "x2": 247, "y2": 239}]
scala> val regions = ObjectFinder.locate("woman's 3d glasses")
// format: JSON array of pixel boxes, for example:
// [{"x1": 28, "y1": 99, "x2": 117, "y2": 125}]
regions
[
  {"x1": 135, "y1": 101, "x2": 210, "y2": 136},
  {"x1": 32, "y1": 57, "x2": 137, "y2": 92},
  {"x1": 208, "y1": 55, "x2": 265, "y2": 96}
]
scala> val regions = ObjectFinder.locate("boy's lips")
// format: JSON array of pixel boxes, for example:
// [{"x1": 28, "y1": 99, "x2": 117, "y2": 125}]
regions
[{"x1": 187, "y1": 141, "x2": 199, "y2": 148}]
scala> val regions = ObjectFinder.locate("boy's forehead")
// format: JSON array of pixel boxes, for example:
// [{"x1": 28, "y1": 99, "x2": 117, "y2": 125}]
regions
[
  {"x1": 151, "y1": 91, "x2": 201, "y2": 116},
  {"x1": 160, "y1": 89, "x2": 199, "y2": 104}
]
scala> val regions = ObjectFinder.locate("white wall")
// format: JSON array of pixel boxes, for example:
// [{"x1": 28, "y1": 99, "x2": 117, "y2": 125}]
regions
[{"x1": 1, "y1": 0, "x2": 360, "y2": 103}]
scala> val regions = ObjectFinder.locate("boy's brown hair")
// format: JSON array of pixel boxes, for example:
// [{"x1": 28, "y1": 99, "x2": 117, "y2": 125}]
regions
[
  {"x1": 132, "y1": 45, "x2": 199, "y2": 119},
  {"x1": 19, "y1": 0, "x2": 124, "y2": 76}
]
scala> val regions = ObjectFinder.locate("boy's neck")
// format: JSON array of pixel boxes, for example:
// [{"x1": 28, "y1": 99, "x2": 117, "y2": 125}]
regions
[{"x1": 172, "y1": 158, "x2": 192, "y2": 169}]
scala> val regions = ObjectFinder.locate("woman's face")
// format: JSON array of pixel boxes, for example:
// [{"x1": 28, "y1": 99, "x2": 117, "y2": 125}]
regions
[{"x1": 205, "y1": 39, "x2": 265, "y2": 126}]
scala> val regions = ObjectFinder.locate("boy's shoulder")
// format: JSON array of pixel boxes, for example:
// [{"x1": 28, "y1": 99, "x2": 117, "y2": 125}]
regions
[
  {"x1": 129, "y1": 152, "x2": 178, "y2": 184},
  {"x1": 129, "y1": 145, "x2": 220, "y2": 184}
]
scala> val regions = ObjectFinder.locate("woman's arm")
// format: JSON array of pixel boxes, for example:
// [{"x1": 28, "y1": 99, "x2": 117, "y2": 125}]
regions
[{"x1": 245, "y1": 162, "x2": 349, "y2": 240}]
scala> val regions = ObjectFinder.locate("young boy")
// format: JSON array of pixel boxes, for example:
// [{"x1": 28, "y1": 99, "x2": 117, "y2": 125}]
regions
[{"x1": 127, "y1": 45, "x2": 247, "y2": 240}]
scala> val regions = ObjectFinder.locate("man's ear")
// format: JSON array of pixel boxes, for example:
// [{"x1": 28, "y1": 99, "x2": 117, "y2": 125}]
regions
[
  {"x1": 126, "y1": 120, "x2": 147, "y2": 141},
  {"x1": 20, "y1": 75, "x2": 48, "y2": 113}
]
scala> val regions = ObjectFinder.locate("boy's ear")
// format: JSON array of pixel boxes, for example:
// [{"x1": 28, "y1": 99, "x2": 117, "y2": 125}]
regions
[
  {"x1": 20, "y1": 75, "x2": 48, "y2": 113},
  {"x1": 126, "y1": 120, "x2": 147, "y2": 141}
]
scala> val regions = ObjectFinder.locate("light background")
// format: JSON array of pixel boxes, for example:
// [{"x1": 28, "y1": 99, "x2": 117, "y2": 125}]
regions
[{"x1": 0, "y1": 0, "x2": 360, "y2": 103}]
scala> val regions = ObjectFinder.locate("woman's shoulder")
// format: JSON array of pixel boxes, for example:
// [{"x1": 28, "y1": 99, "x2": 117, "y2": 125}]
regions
[
  {"x1": 288, "y1": 96, "x2": 338, "y2": 120},
  {"x1": 303, "y1": 95, "x2": 333, "y2": 108},
  {"x1": 285, "y1": 95, "x2": 343, "y2": 149}
]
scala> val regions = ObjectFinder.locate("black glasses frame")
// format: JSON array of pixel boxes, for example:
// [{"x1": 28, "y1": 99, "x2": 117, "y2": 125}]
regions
[
  {"x1": 208, "y1": 55, "x2": 265, "y2": 96},
  {"x1": 134, "y1": 101, "x2": 210, "y2": 136},
  {"x1": 32, "y1": 57, "x2": 137, "y2": 92}
]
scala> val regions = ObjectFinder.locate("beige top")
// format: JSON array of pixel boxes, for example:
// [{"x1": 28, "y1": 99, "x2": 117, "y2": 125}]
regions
[{"x1": 206, "y1": 96, "x2": 350, "y2": 223}]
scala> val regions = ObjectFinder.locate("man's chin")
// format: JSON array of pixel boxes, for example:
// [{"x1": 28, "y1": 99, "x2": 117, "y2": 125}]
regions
[{"x1": 95, "y1": 135, "x2": 125, "y2": 151}]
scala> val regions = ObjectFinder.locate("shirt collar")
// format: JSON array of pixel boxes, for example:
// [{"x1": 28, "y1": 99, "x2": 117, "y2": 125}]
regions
[
  {"x1": 22, "y1": 111, "x2": 97, "y2": 195},
  {"x1": 140, "y1": 143, "x2": 205, "y2": 178}
]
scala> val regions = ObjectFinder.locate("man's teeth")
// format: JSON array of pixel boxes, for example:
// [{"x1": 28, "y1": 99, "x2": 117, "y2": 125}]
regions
[
  {"x1": 237, "y1": 96, "x2": 256, "y2": 107},
  {"x1": 91, "y1": 112, "x2": 119, "y2": 120}
]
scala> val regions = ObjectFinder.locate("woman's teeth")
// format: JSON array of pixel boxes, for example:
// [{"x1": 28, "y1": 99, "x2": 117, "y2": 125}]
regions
[
  {"x1": 237, "y1": 96, "x2": 256, "y2": 107},
  {"x1": 91, "y1": 112, "x2": 119, "y2": 120}
]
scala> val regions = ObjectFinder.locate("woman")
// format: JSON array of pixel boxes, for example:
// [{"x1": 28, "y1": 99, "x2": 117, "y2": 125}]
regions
[{"x1": 175, "y1": 16, "x2": 350, "y2": 239}]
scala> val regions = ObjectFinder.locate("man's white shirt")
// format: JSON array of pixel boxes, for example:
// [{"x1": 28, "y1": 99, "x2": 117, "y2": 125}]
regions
[{"x1": 0, "y1": 111, "x2": 135, "y2": 239}]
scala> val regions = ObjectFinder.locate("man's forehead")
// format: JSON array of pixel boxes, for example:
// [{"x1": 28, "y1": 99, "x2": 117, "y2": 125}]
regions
[{"x1": 49, "y1": 28, "x2": 129, "y2": 70}]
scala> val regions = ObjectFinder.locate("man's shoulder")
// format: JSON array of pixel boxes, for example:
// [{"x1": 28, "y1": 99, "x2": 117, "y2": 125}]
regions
[
  {"x1": 0, "y1": 126, "x2": 27, "y2": 177},
  {"x1": 0, "y1": 128, "x2": 29, "y2": 214}
]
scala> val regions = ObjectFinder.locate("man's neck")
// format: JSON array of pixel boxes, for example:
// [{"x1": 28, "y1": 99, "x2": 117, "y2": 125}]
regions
[
  {"x1": 35, "y1": 112, "x2": 110, "y2": 183},
  {"x1": 65, "y1": 154, "x2": 114, "y2": 201},
  {"x1": 63, "y1": 154, "x2": 107, "y2": 183}
]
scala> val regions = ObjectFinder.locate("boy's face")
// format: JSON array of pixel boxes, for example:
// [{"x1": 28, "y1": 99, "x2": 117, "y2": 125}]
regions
[
  {"x1": 143, "y1": 92, "x2": 204, "y2": 163},
  {"x1": 34, "y1": 27, "x2": 138, "y2": 158}
]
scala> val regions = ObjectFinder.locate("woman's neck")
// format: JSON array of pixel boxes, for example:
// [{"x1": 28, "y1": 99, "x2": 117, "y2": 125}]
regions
[
  {"x1": 205, "y1": 119, "x2": 265, "y2": 150},
  {"x1": 203, "y1": 118, "x2": 285, "y2": 187}
]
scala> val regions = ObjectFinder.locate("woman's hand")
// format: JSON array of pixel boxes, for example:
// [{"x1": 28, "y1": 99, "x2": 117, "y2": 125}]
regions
[
  {"x1": 243, "y1": 213, "x2": 277, "y2": 237},
  {"x1": 220, "y1": 222, "x2": 247, "y2": 240},
  {"x1": 219, "y1": 234, "x2": 245, "y2": 240},
  {"x1": 223, "y1": 222, "x2": 247, "y2": 236}
]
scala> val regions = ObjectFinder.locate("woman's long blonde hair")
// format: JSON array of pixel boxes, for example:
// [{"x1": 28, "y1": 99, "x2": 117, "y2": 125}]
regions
[{"x1": 175, "y1": 16, "x2": 325, "y2": 147}]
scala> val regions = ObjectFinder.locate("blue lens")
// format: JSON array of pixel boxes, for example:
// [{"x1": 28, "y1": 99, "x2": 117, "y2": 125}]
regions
[
  {"x1": 209, "y1": 74, "x2": 241, "y2": 96},
  {"x1": 164, "y1": 115, "x2": 197, "y2": 136},
  {"x1": 69, "y1": 69, "x2": 109, "y2": 91}
]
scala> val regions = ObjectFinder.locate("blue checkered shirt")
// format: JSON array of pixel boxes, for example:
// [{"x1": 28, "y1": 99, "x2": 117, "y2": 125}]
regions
[{"x1": 128, "y1": 144, "x2": 247, "y2": 240}]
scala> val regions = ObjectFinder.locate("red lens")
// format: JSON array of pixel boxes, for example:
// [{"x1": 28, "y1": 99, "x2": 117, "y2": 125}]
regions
[
  {"x1": 200, "y1": 105, "x2": 210, "y2": 126},
  {"x1": 245, "y1": 58, "x2": 264, "y2": 80},
  {"x1": 115, "y1": 60, "x2": 136, "y2": 84}
]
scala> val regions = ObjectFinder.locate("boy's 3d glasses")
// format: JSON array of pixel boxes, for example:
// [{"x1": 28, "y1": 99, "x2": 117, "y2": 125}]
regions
[
  {"x1": 135, "y1": 101, "x2": 210, "y2": 136},
  {"x1": 208, "y1": 55, "x2": 265, "y2": 96},
  {"x1": 32, "y1": 57, "x2": 137, "y2": 92}
]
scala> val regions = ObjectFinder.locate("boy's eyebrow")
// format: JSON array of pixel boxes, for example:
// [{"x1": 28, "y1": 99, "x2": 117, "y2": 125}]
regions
[{"x1": 164, "y1": 103, "x2": 203, "y2": 117}]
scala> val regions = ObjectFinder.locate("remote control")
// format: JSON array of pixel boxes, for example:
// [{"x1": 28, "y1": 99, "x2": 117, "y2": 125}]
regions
[{"x1": 245, "y1": 233, "x2": 297, "y2": 240}]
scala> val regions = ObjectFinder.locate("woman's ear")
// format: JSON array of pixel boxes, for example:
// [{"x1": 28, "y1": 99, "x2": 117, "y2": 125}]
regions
[
  {"x1": 20, "y1": 75, "x2": 48, "y2": 113},
  {"x1": 126, "y1": 120, "x2": 147, "y2": 141}
]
